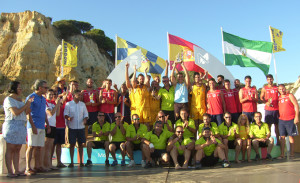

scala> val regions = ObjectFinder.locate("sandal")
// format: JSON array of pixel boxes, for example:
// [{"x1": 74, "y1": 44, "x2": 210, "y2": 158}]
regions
[
  {"x1": 17, "y1": 172, "x2": 27, "y2": 176},
  {"x1": 57, "y1": 163, "x2": 67, "y2": 168},
  {"x1": 24, "y1": 169, "x2": 36, "y2": 176},
  {"x1": 277, "y1": 156, "x2": 285, "y2": 160}
]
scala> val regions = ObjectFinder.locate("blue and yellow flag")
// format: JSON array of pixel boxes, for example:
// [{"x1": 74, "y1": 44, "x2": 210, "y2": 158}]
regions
[
  {"x1": 116, "y1": 36, "x2": 166, "y2": 77},
  {"x1": 62, "y1": 40, "x2": 78, "y2": 67},
  {"x1": 269, "y1": 26, "x2": 286, "y2": 53}
]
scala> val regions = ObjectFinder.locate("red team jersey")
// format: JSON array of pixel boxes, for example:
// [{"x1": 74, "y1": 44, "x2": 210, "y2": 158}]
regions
[
  {"x1": 223, "y1": 89, "x2": 237, "y2": 114},
  {"x1": 233, "y1": 88, "x2": 242, "y2": 113},
  {"x1": 207, "y1": 90, "x2": 223, "y2": 115},
  {"x1": 100, "y1": 88, "x2": 115, "y2": 113},
  {"x1": 241, "y1": 87, "x2": 257, "y2": 112},
  {"x1": 263, "y1": 85, "x2": 279, "y2": 111},
  {"x1": 279, "y1": 94, "x2": 295, "y2": 121},
  {"x1": 82, "y1": 89, "x2": 98, "y2": 112}
]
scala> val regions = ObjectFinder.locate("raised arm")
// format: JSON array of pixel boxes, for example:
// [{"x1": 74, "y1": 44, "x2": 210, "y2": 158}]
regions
[
  {"x1": 144, "y1": 67, "x2": 150, "y2": 88},
  {"x1": 164, "y1": 60, "x2": 169, "y2": 77},
  {"x1": 131, "y1": 65, "x2": 137, "y2": 88},
  {"x1": 181, "y1": 62, "x2": 190, "y2": 87},
  {"x1": 125, "y1": 62, "x2": 132, "y2": 89},
  {"x1": 170, "y1": 62, "x2": 177, "y2": 87}
]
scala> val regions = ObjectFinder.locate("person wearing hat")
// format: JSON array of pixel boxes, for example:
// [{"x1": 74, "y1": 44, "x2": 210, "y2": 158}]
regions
[{"x1": 56, "y1": 77, "x2": 67, "y2": 98}]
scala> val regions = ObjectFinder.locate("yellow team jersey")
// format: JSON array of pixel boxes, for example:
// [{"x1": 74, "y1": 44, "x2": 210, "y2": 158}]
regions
[
  {"x1": 133, "y1": 85, "x2": 151, "y2": 123},
  {"x1": 239, "y1": 125, "x2": 249, "y2": 140},
  {"x1": 150, "y1": 96, "x2": 161, "y2": 125},
  {"x1": 129, "y1": 89, "x2": 136, "y2": 113},
  {"x1": 190, "y1": 84, "x2": 206, "y2": 120}
]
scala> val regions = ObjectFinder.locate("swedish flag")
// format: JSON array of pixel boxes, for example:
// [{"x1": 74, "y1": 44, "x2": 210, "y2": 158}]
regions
[{"x1": 117, "y1": 36, "x2": 166, "y2": 77}]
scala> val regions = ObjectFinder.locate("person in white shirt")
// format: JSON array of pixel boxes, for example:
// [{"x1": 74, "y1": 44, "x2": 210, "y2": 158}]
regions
[{"x1": 64, "y1": 90, "x2": 88, "y2": 167}]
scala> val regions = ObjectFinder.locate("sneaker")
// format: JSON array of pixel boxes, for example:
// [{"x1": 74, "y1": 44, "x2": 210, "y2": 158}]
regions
[
  {"x1": 85, "y1": 160, "x2": 93, "y2": 167},
  {"x1": 128, "y1": 160, "x2": 135, "y2": 167},
  {"x1": 105, "y1": 160, "x2": 110, "y2": 167},
  {"x1": 195, "y1": 161, "x2": 202, "y2": 169},
  {"x1": 222, "y1": 160, "x2": 230, "y2": 168},
  {"x1": 144, "y1": 162, "x2": 152, "y2": 169},
  {"x1": 111, "y1": 160, "x2": 118, "y2": 166},
  {"x1": 141, "y1": 160, "x2": 146, "y2": 168},
  {"x1": 121, "y1": 160, "x2": 126, "y2": 166},
  {"x1": 266, "y1": 154, "x2": 272, "y2": 161},
  {"x1": 255, "y1": 154, "x2": 260, "y2": 161}
]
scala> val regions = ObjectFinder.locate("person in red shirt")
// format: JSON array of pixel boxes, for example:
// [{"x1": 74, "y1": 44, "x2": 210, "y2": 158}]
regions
[
  {"x1": 216, "y1": 75, "x2": 225, "y2": 90},
  {"x1": 99, "y1": 79, "x2": 117, "y2": 123},
  {"x1": 239, "y1": 76, "x2": 258, "y2": 123},
  {"x1": 233, "y1": 79, "x2": 242, "y2": 116},
  {"x1": 260, "y1": 74, "x2": 280, "y2": 145},
  {"x1": 207, "y1": 78, "x2": 226, "y2": 126},
  {"x1": 82, "y1": 78, "x2": 99, "y2": 135},
  {"x1": 223, "y1": 80, "x2": 239, "y2": 123},
  {"x1": 278, "y1": 84, "x2": 299, "y2": 159}
]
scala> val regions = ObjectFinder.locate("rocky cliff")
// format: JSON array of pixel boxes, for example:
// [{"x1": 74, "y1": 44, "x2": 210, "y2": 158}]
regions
[{"x1": 0, "y1": 11, "x2": 114, "y2": 102}]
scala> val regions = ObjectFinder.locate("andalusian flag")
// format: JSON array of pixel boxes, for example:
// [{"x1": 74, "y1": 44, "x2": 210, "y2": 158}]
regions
[
  {"x1": 222, "y1": 31, "x2": 273, "y2": 75},
  {"x1": 269, "y1": 26, "x2": 286, "y2": 53},
  {"x1": 168, "y1": 33, "x2": 211, "y2": 77},
  {"x1": 116, "y1": 36, "x2": 166, "y2": 78},
  {"x1": 62, "y1": 40, "x2": 77, "y2": 67}
]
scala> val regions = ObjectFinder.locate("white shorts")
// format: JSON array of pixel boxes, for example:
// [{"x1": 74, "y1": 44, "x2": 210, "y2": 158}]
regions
[{"x1": 27, "y1": 128, "x2": 45, "y2": 147}]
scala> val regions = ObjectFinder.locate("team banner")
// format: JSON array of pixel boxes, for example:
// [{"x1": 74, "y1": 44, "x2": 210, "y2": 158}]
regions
[
  {"x1": 269, "y1": 26, "x2": 286, "y2": 53},
  {"x1": 62, "y1": 40, "x2": 78, "y2": 67},
  {"x1": 116, "y1": 36, "x2": 166, "y2": 77}
]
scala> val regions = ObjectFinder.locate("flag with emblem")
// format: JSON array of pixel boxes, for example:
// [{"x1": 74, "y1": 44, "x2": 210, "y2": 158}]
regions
[
  {"x1": 168, "y1": 33, "x2": 212, "y2": 77},
  {"x1": 116, "y1": 36, "x2": 166, "y2": 77},
  {"x1": 269, "y1": 26, "x2": 286, "y2": 53},
  {"x1": 62, "y1": 40, "x2": 78, "y2": 67},
  {"x1": 222, "y1": 31, "x2": 273, "y2": 75}
]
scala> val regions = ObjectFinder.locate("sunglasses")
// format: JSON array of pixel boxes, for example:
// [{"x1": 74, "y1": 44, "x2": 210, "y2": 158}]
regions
[
  {"x1": 158, "y1": 116, "x2": 165, "y2": 118},
  {"x1": 133, "y1": 118, "x2": 140, "y2": 121},
  {"x1": 176, "y1": 131, "x2": 184, "y2": 134},
  {"x1": 225, "y1": 117, "x2": 231, "y2": 119}
]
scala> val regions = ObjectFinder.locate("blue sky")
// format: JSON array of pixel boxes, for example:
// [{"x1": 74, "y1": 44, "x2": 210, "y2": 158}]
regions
[{"x1": 2, "y1": 0, "x2": 300, "y2": 88}]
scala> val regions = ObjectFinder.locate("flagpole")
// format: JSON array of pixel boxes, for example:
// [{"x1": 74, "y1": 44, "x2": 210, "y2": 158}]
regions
[
  {"x1": 61, "y1": 39, "x2": 64, "y2": 77},
  {"x1": 269, "y1": 26, "x2": 279, "y2": 84},
  {"x1": 167, "y1": 32, "x2": 170, "y2": 77},
  {"x1": 220, "y1": 27, "x2": 226, "y2": 65},
  {"x1": 115, "y1": 34, "x2": 118, "y2": 67}
]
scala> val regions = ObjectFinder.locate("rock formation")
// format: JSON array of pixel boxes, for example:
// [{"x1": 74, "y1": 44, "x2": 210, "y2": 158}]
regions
[{"x1": 0, "y1": 11, "x2": 114, "y2": 102}]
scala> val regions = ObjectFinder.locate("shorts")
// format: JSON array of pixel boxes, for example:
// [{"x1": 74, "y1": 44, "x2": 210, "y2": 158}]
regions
[
  {"x1": 110, "y1": 141, "x2": 125, "y2": 151},
  {"x1": 27, "y1": 128, "x2": 45, "y2": 147},
  {"x1": 123, "y1": 115, "x2": 131, "y2": 124},
  {"x1": 45, "y1": 126, "x2": 56, "y2": 139},
  {"x1": 228, "y1": 140, "x2": 236, "y2": 149},
  {"x1": 211, "y1": 114, "x2": 223, "y2": 126},
  {"x1": 201, "y1": 154, "x2": 219, "y2": 167},
  {"x1": 162, "y1": 110, "x2": 175, "y2": 124},
  {"x1": 174, "y1": 103, "x2": 189, "y2": 120},
  {"x1": 54, "y1": 128, "x2": 65, "y2": 144},
  {"x1": 231, "y1": 113, "x2": 240, "y2": 124},
  {"x1": 279, "y1": 119, "x2": 298, "y2": 136},
  {"x1": 190, "y1": 107, "x2": 206, "y2": 120},
  {"x1": 87, "y1": 111, "x2": 98, "y2": 126},
  {"x1": 91, "y1": 141, "x2": 106, "y2": 149},
  {"x1": 265, "y1": 110, "x2": 279, "y2": 125},
  {"x1": 252, "y1": 140, "x2": 268, "y2": 148},
  {"x1": 68, "y1": 128, "x2": 86, "y2": 145},
  {"x1": 151, "y1": 149, "x2": 167, "y2": 159},
  {"x1": 133, "y1": 143, "x2": 141, "y2": 151},
  {"x1": 136, "y1": 107, "x2": 151, "y2": 123},
  {"x1": 105, "y1": 113, "x2": 115, "y2": 124},
  {"x1": 243, "y1": 112, "x2": 255, "y2": 123}
]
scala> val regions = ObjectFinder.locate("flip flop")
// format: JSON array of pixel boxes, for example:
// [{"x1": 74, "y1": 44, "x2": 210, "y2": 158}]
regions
[{"x1": 276, "y1": 156, "x2": 285, "y2": 160}]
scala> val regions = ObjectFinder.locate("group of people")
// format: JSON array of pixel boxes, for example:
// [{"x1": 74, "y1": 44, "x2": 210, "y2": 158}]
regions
[{"x1": 2, "y1": 60, "x2": 299, "y2": 177}]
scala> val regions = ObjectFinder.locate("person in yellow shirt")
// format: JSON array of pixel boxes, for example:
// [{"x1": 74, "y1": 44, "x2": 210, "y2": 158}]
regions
[
  {"x1": 237, "y1": 114, "x2": 251, "y2": 162},
  {"x1": 150, "y1": 81, "x2": 161, "y2": 126},
  {"x1": 195, "y1": 127, "x2": 230, "y2": 169},
  {"x1": 175, "y1": 108, "x2": 196, "y2": 142},
  {"x1": 250, "y1": 112, "x2": 274, "y2": 161},
  {"x1": 190, "y1": 72, "x2": 207, "y2": 129},
  {"x1": 198, "y1": 113, "x2": 220, "y2": 140},
  {"x1": 155, "y1": 111, "x2": 174, "y2": 132},
  {"x1": 218, "y1": 112, "x2": 242, "y2": 163}
]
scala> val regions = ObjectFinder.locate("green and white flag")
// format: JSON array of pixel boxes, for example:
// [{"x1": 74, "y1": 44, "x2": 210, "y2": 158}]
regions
[{"x1": 222, "y1": 31, "x2": 273, "y2": 75}]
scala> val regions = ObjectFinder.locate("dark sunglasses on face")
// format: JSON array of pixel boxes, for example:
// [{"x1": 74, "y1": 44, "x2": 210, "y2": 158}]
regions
[
  {"x1": 176, "y1": 131, "x2": 184, "y2": 133},
  {"x1": 158, "y1": 116, "x2": 165, "y2": 118},
  {"x1": 133, "y1": 118, "x2": 140, "y2": 121}
]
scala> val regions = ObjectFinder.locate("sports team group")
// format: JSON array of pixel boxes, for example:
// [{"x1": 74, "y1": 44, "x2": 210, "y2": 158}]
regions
[{"x1": 2, "y1": 61, "x2": 299, "y2": 177}]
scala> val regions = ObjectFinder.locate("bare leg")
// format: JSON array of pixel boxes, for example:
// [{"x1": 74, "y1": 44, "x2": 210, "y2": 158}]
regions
[
  {"x1": 289, "y1": 136, "x2": 295, "y2": 157},
  {"x1": 78, "y1": 144, "x2": 83, "y2": 164},
  {"x1": 182, "y1": 149, "x2": 191, "y2": 169},
  {"x1": 109, "y1": 144, "x2": 117, "y2": 160},
  {"x1": 280, "y1": 136, "x2": 285, "y2": 157},
  {"x1": 252, "y1": 140, "x2": 259, "y2": 155},
  {"x1": 195, "y1": 149, "x2": 204, "y2": 161},
  {"x1": 170, "y1": 146, "x2": 180, "y2": 169},
  {"x1": 56, "y1": 144, "x2": 63, "y2": 165},
  {"x1": 215, "y1": 146, "x2": 226, "y2": 161},
  {"x1": 13, "y1": 145, "x2": 22, "y2": 174},
  {"x1": 5, "y1": 143, "x2": 14, "y2": 175},
  {"x1": 86, "y1": 141, "x2": 93, "y2": 159},
  {"x1": 142, "y1": 144, "x2": 152, "y2": 163},
  {"x1": 235, "y1": 139, "x2": 242, "y2": 163},
  {"x1": 69, "y1": 144, "x2": 75, "y2": 165},
  {"x1": 241, "y1": 140, "x2": 247, "y2": 161},
  {"x1": 267, "y1": 138, "x2": 274, "y2": 154},
  {"x1": 104, "y1": 141, "x2": 110, "y2": 160},
  {"x1": 246, "y1": 139, "x2": 252, "y2": 162},
  {"x1": 34, "y1": 147, "x2": 42, "y2": 169},
  {"x1": 120, "y1": 143, "x2": 126, "y2": 160},
  {"x1": 26, "y1": 146, "x2": 34, "y2": 170},
  {"x1": 126, "y1": 142, "x2": 134, "y2": 160},
  {"x1": 223, "y1": 139, "x2": 229, "y2": 160}
]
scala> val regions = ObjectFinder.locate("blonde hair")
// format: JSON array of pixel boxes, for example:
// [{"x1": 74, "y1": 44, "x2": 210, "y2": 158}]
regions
[{"x1": 237, "y1": 114, "x2": 250, "y2": 133}]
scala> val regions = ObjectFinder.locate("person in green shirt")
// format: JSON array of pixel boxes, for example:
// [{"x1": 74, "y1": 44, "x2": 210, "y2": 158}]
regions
[
  {"x1": 175, "y1": 108, "x2": 196, "y2": 142},
  {"x1": 167, "y1": 126, "x2": 193, "y2": 170},
  {"x1": 142, "y1": 121, "x2": 174, "y2": 168},
  {"x1": 125, "y1": 114, "x2": 148, "y2": 167},
  {"x1": 250, "y1": 112, "x2": 274, "y2": 161},
  {"x1": 155, "y1": 111, "x2": 174, "y2": 132},
  {"x1": 198, "y1": 113, "x2": 220, "y2": 140},
  {"x1": 218, "y1": 112, "x2": 242, "y2": 163},
  {"x1": 109, "y1": 112, "x2": 128, "y2": 166},
  {"x1": 85, "y1": 112, "x2": 110, "y2": 167},
  {"x1": 195, "y1": 127, "x2": 230, "y2": 169}
]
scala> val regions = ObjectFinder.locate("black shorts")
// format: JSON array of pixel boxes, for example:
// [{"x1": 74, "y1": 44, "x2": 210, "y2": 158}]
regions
[
  {"x1": 87, "y1": 111, "x2": 98, "y2": 126},
  {"x1": 211, "y1": 114, "x2": 223, "y2": 126},
  {"x1": 228, "y1": 140, "x2": 236, "y2": 149},
  {"x1": 265, "y1": 110, "x2": 279, "y2": 125},
  {"x1": 279, "y1": 119, "x2": 298, "y2": 136},
  {"x1": 162, "y1": 110, "x2": 175, "y2": 124},
  {"x1": 133, "y1": 143, "x2": 141, "y2": 151},
  {"x1": 110, "y1": 141, "x2": 125, "y2": 150},
  {"x1": 243, "y1": 112, "x2": 255, "y2": 123},
  {"x1": 253, "y1": 141, "x2": 268, "y2": 148},
  {"x1": 174, "y1": 103, "x2": 189, "y2": 120},
  {"x1": 201, "y1": 154, "x2": 219, "y2": 167},
  {"x1": 151, "y1": 149, "x2": 167, "y2": 159},
  {"x1": 54, "y1": 128, "x2": 65, "y2": 145},
  {"x1": 69, "y1": 128, "x2": 86, "y2": 145},
  {"x1": 45, "y1": 126, "x2": 56, "y2": 139},
  {"x1": 92, "y1": 141, "x2": 106, "y2": 149}
]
